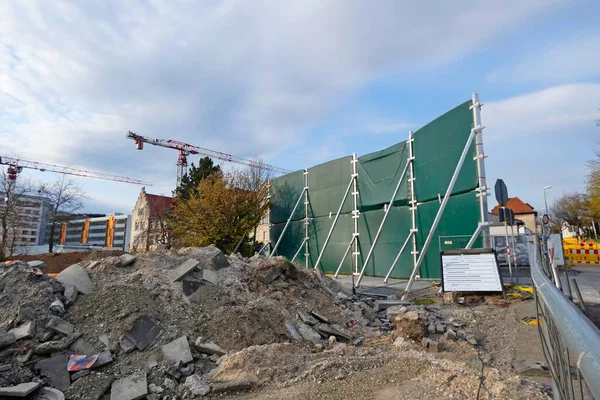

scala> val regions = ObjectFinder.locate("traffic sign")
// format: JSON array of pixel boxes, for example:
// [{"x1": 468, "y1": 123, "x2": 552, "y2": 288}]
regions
[
  {"x1": 508, "y1": 208, "x2": 515, "y2": 226},
  {"x1": 495, "y1": 179, "x2": 509, "y2": 206},
  {"x1": 543, "y1": 214, "x2": 550, "y2": 225}
]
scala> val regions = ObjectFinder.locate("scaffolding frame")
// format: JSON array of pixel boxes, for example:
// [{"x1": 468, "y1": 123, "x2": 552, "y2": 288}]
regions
[{"x1": 269, "y1": 94, "x2": 489, "y2": 296}]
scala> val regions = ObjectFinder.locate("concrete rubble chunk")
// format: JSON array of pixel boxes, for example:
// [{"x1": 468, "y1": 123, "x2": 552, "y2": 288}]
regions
[
  {"x1": 37, "y1": 354, "x2": 70, "y2": 391},
  {"x1": 517, "y1": 359, "x2": 551, "y2": 377},
  {"x1": 404, "y1": 311, "x2": 419, "y2": 321},
  {"x1": 201, "y1": 246, "x2": 230, "y2": 270},
  {"x1": 47, "y1": 317, "x2": 74, "y2": 336},
  {"x1": 99, "y1": 334, "x2": 110, "y2": 348},
  {"x1": 119, "y1": 336, "x2": 135, "y2": 353},
  {"x1": 444, "y1": 329, "x2": 457, "y2": 341},
  {"x1": 0, "y1": 364, "x2": 11, "y2": 372},
  {"x1": 428, "y1": 323, "x2": 436, "y2": 335},
  {"x1": 165, "y1": 367, "x2": 181, "y2": 381},
  {"x1": 182, "y1": 277, "x2": 202, "y2": 297},
  {"x1": 71, "y1": 370, "x2": 90, "y2": 382},
  {"x1": 179, "y1": 363, "x2": 195, "y2": 377},
  {"x1": 386, "y1": 305, "x2": 408, "y2": 319},
  {"x1": 212, "y1": 379, "x2": 252, "y2": 394},
  {"x1": 421, "y1": 337, "x2": 430, "y2": 349},
  {"x1": 285, "y1": 321, "x2": 302, "y2": 341},
  {"x1": 125, "y1": 316, "x2": 161, "y2": 350},
  {"x1": 63, "y1": 285, "x2": 78, "y2": 307},
  {"x1": 193, "y1": 338, "x2": 226, "y2": 356},
  {"x1": 9, "y1": 321, "x2": 35, "y2": 341},
  {"x1": 110, "y1": 372, "x2": 148, "y2": 400},
  {"x1": 297, "y1": 321, "x2": 322, "y2": 344},
  {"x1": 148, "y1": 384, "x2": 163, "y2": 394},
  {"x1": 201, "y1": 269, "x2": 219, "y2": 285},
  {"x1": 50, "y1": 299, "x2": 66, "y2": 315},
  {"x1": 0, "y1": 382, "x2": 42, "y2": 397},
  {"x1": 70, "y1": 337, "x2": 99, "y2": 355},
  {"x1": 92, "y1": 351, "x2": 114, "y2": 369},
  {"x1": 457, "y1": 330, "x2": 467, "y2": 340},
  {"x1": 262, "y1": 268, "x2": 281, "y2": 284},
  {"x1": 374, "y1": 299, "x2": 411, "y2": 310},
  {"x1": 27, "y1": 260, "x2": 46, "y2": 269},
  {"x1": 118, "y1": 254, "x2": 136, "y2": 267},
  {"x1": 16, "y1": 348, "x2": 33, "y2": 364},
  {"x1": 168, "y1": 259, "x2": 200, "y2": 282},
  {"x1": 336, "y1": 292, "x2": 349, "y2": 301},
  {"x1": 428, "y1": 340, "x2": 439, "y2": 353},
  {"x1": 146, "y1": 395, "x2": 160, "y2": 400},
  {"x1": 35, "y1": 340, "x2": 66, "y2": 355},
  {"x1": 435, "y1": 323, "x2": 445, "y2": 334},
  {"x1": 183, "y1": 374, "x2": 210, "y2": 396},
  {"x1": 163, "y1": 378, "x2": 176, "y2": 390},
  {"x1": 353, "y1": 337, "x2": 364, "y2": 347},
  {"x1": 298, "y1": 311, "x2": 318, "y2": 326},
  {"x1": 56, "y1": 265, "x2": 94, "y2": 295},
  {"x1": 394, "y1": 337, "x2": 407, "y2": 347},
  {"x1": 0, "y1": 332, "x2": 16, "y2": 349},
  {"x1": 466, "y1": 334, "x2": 478, "y2": 346},
  {"x1": 162, "y1": 336, "x2": 193, "y2": 364},
  {"x1": 310, "y1": 310, "x2": 329, "y2": 323},
  {"x1": 36, "y1": 387, "x2": 65, "y2": 400}
]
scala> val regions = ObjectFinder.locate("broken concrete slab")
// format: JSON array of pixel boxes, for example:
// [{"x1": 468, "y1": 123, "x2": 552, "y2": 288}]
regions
[
  {"x1": 28, "y1": 260, "x2": 46, "y2": 269},
  {"x1": 37, "y1": 354, "x2": 70, "y2": 392},
  {"x1": 183, "y1": 374, "x2": 210, "y2": 396},
  {"x1": 193, "y1": 339, "x2": 226, "y2": 356},
  {"x1": 63, "y1": 285, "x2": 78, "y2": 307},
  {"x1": 0, "y1": 382, "x2": 42, "y2": 397},
  {"x1": 466, "y1": 334, "x2": 478, "y2": 345},
  {"x1": 110, "y1": 372, "x2": 148, "y2": 400},
  {"x1": 92, "y1": 351, "x2": 114, "y2": 369},
  {"x1": 98, "y1": 334, "x2": 110, "y2": 349},
  {"x1": 262, "y1": 268, "x2": 281, "y2": 284},
  {"x1": 403, "y1": 311, "x2": 419, "y2": 320},
  {"x1": 161, "y1": 336, "x2": 193, "y2": 364},
  {"x1": 517, "y1": 360, "x2": 551, "y2": 377},
  {"x1": 428, "y1": 340, "x2": 439, "y2": 353},
  {"x1": 36, "y1": 387, "x2": 65, "y2": 400},
  {"x1": 181, "y1": 277, "x2": 202, "y2": 297},
  {"x1": 212, "y1": 379, "x2": 252, "y2": 394},
  {"x1": 124, "y1": 315, "x2": 161, "y2": 350},
  {"x1": 443, "y1": 329, "x2": 457, "y2": 341},
  {"x1": 39, "y1": 331, "x2": 53, "y2": 343},
  {"x1": 16, "y1": 348, "x2": 33, "y2": 364},
  {"x1": 201, "y1": 246, "x2": 230, "y2": 270},
  {"x1": 50, "y1": 299, "x2": 66, "y2": 315},
  {"x1": 374, "y1": 299, "x2": 411, "y2": 310},
  {"x1": 315, "y1": 324, "x2": 352, "y2": 341},
  {"x1": 297, "y1": 321, "x2": 322, "y2": 344},
  {"x1": 56, "y1": 265, "x2": 93, "y2": 295},
  {"x1": 47, "y1": 317, "x2": 74, "y2": 336},
  {"x1": 298, "y1": 311, "x2": 318, "y2": 326},
  {"x1": 285, "y1": 321, "x2": 302, "y2": 341},
  {"x1": 35, "y1": 340, "x2": 67, "y2": 355},
  {"x1": 168, "y1": 259, "x2": 200, "y2": 282},
  {"x1": 201, "y1": 269, "x2": 218, "y2": 285},
  {"x1": 9, "y1": 321, "x2": 35, "y2": 341},
  {"x1": 0, "y1": 332, "x2": 16, "y2": 349},
  {"x1": 330, "y1": 324, "x2": 353, "y2": 341},
  {"x1": 179, "y1": 364, "x2": 194, "y2": 377},
  {"x1": 118, "y1": 254, "x2": 136, "y2": 267},
  {"x1": 386, "y1": 305, "x2": 408, "y2": 319},
  {"x1": 119, "y1": 336, "x2": 135, "y2": 353},
  {"x1": 71, "y1": 370, "x2": 90, "y2": 382},
  {"x1": 310, "y1": 310, "x2": 329, "y2": 323}
]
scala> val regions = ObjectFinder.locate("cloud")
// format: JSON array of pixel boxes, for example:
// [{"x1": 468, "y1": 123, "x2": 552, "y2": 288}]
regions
[
  {"x1": 483, "y1": 83, "x2": 600, "y2": 212},
  {"x1": 0, "y1": 0, "x2": 567, "y2": 210},
  {"x1": 487, "y1": 31, "x2": 600, "y2": 84}
]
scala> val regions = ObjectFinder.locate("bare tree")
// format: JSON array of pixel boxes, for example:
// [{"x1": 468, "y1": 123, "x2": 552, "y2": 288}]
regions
[
  {"x1": 0, "y1": 169, "x2": 33, "y2": 258},
  {"x1": 38, "y1": 176, "x2": 86, "y2": 253}
]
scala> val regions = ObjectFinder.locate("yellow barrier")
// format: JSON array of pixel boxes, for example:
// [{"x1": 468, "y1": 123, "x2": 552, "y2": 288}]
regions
[{"x1": 564, "y1": 238, "x2": 600, "y2": 264}]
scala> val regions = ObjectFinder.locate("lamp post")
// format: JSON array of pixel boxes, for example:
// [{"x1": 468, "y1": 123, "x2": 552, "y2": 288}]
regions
[{"x1": 543, "y1": 185, "x2": 552, "y2": 216}]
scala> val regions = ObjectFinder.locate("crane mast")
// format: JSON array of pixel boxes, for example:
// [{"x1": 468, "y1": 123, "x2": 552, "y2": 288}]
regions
[
  {"x1": 0, "y1": 156, "x2": 152, "y2": 186},
  {"x1": 126, "y1": 131, "x2": 292, "y2": 186}
]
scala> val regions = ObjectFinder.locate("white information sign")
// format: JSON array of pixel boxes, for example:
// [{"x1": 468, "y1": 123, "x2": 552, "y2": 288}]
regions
[{"x1": 442, "y1": 252, "x2": 503, "y2": 292}]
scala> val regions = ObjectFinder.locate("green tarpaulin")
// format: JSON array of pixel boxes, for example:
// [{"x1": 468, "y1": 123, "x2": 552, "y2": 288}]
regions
[{"x1": 270, "y1": 100, "x2": 480, "y2": 279}]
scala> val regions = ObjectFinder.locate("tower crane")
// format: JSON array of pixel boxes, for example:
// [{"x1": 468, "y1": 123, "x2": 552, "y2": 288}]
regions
[
  {"x1": 126, "y1": 131, "x2": 292, "y2": 186},
  {"x1": 0, "y1": 156, "x2": 153, "y2": 186}
]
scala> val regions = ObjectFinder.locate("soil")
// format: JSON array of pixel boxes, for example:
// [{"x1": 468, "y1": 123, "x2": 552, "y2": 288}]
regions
[{"x1": 9, "y1": 250, "x2": 125, "y2": 273}]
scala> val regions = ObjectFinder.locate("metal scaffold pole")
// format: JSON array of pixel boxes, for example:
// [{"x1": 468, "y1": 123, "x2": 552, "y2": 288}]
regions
[
  {"x1": 304, "y1": 169, "x2": 310, "y2": 268},
  {"x1": 471, "y1": 93, "x2": 490, "y2": 248},
  {"x1": 351, "y1": 153, "x2": 360, "y2": 276}
]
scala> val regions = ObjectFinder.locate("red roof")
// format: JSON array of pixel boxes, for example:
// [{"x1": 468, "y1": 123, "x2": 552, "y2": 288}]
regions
[
  {"x1": 145, "y1": 193, "x2": 175, "y2": 218},
  {"x1": 490, "y1": 197, "x2": 536, "y2": 215}
]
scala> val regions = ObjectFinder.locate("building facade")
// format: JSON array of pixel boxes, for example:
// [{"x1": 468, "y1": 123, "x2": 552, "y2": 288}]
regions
[
  {"x1": 130, "y1": 187, "x2": 174, "y2": 251},
  {"x1": 47, "y1": 214, "x2": 132, "y2": 250},
  {"x1": 490, "y1": 197, "x2": 538, "y2": 233},
  {"x1": 0, "y1": 192, "x2": 52, "y2": 251}
]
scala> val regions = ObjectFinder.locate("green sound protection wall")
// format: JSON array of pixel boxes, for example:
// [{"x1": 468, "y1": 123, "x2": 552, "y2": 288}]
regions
[{"x1": 270, "y1": 100, "x2": 480, "y2": 279}]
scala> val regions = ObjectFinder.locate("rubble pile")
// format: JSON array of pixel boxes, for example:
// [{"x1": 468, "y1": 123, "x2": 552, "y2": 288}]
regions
[{"x1": 0, "y1": 247, "x2": 382, "y2": 399}]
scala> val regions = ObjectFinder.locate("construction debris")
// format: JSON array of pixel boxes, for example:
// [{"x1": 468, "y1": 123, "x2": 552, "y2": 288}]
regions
[{"x1": 0, "y1": 246, "x2": 550, "y2": 399}]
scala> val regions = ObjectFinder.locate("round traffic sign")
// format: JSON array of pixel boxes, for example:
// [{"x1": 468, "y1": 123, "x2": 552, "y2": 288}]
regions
[{"x1": 542, "y1": 214, "x2": 550, "y2": 225}]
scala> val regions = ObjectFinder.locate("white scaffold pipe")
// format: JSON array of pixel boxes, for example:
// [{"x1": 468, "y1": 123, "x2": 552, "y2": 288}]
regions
[
  {"x1": 313, "y1": 178, "x2": 354, "y2": 269},
  {"x1": 465, "y1": 224, "x2": 483, "y2": 249},
  {"x1": 383, "y1": 233, "x2": 413, "y2": 284},
  {"x1": 291, "y1": 238, "x2": 307, "y2": 262},
  {"x1": 356, "y1": 154, "x2": 411, "y2": 286},
  {"x1": 334, "y1": 236, "x2": 356, "y2": 278},
  {"x1": 401, "y1": 127, "x2": 477, "y2": 300},
  {"x1": 471, "y1": 92, "x2": 491, "y2": 248}
]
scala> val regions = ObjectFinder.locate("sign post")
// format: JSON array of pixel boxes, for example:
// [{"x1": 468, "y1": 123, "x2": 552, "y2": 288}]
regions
[{"x1": 495, "y1": 179, "x2": 513, "y2": 283}]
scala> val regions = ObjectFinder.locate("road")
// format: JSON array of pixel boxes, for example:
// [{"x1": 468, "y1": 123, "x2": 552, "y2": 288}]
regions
[{"x1": 561, "y1": 265, "x2": 600, "y2": 328}]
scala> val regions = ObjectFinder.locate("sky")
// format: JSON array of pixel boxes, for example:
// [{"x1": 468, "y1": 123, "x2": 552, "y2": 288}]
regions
[{"x1": 1, "y1": 0, "x2": 599, "y2": 216}]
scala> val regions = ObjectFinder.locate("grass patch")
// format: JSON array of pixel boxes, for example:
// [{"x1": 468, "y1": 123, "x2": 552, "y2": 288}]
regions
[{"x1": 413, "y1": 298, "x2": 436, "y2": 305}]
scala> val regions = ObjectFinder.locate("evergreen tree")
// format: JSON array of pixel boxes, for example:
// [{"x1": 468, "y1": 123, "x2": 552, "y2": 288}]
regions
[{"x1": 173, "y1": 157, "x2": 221, "y2": 200}]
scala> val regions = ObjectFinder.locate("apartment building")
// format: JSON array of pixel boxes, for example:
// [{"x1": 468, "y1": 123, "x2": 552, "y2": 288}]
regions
[{"x1": 0, "y1": 192, "x2": 52, "y2": 249}]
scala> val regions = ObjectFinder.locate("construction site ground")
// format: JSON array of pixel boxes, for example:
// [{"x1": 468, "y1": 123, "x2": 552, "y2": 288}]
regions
[
  {"x1": 1, "y1": 247, "x2": 551, "y2": 399},
  {"x1": 8, "y1": 250, "x2": 125, "y2": 274}
]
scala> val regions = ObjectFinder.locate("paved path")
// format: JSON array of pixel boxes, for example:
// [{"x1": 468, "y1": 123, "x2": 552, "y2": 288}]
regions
[
  {"x1": 560, "y1": 265, "x2": 600, "y2": 327},
  {"x1": 332, "y1": 274, "x2": 433, "y2": 297}
]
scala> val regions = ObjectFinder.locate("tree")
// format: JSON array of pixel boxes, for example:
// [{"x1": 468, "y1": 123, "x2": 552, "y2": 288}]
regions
[
  {"x1": 587, "y1": 144, "x2": 600, "y2": 219},
  {"x1": 551, "y1": 192, "x2": 594, "y2": 235},
  {"x1": 168, "y1": 165, "x2": 271, "y2": 255},
  {"x1": 38, "y1": 176, "x2": 86, "y2": 253},
  {"x1": 173, "y1": 157, "x2": 221, "y2": 201},
  {"x1": 0, "y1": 170, "x2": 33, "y2": 258}
]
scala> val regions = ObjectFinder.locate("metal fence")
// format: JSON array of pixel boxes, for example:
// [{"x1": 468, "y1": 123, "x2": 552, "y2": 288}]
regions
[{"x1": 530, "y1": 235, "x2": 600, "y2": 399}]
